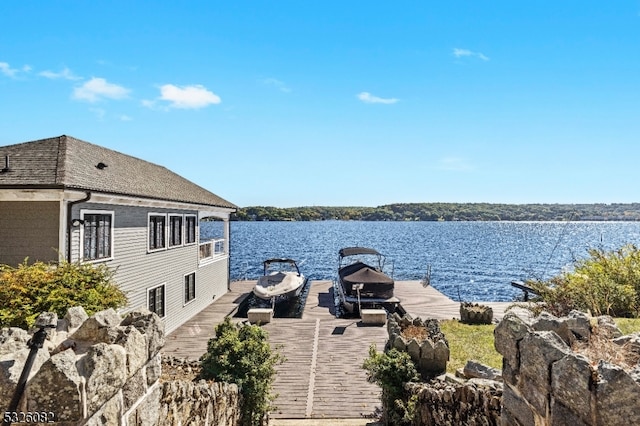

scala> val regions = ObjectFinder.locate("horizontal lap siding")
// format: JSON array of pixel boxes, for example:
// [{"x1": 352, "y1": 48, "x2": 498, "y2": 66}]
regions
[
  {"x1": 0, "y1": 201, "x2": 59, "y2": 266},
  {"x1": 71, "y1": 202, "x2": 229, "y2": 334}
]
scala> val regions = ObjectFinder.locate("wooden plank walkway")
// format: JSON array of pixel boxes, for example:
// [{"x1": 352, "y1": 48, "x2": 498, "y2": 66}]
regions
[{"x1": 162, "y1": 280, "x2": 512, "y2": 421}]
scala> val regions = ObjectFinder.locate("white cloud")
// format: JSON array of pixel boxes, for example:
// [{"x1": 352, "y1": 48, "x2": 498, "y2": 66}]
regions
[
  {"x1": 453, "y1": 48, "x2": 489, "y2": 61},
  {"x1": 40, "y1": 67, "x2": 81, "y2": 80},
  {"x1": 158, "y1": 84, "x2": 221, "y2": 109},
  {"x1": 119, "y1": 115, "x2": 132, "y2": 121},
  {"x1": 0, "y1": 62, "x2": 20, "y2": 78},
  {"x1": 263, "y1": 78, "x2": 291, "y2": 93},
  {"x1": 73, "y1": 77, "x2": 130, "y2": 102},
  {"x1": 437, "y1": 157, "x2": 473, "y2": 171},
  {"x1": 357, "y1": 92, "x2": 399, "y2": 104}
]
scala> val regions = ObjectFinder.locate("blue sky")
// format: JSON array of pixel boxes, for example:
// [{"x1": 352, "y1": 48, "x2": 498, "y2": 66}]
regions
[{"x1": 1, "y1": 1, "x2": 639, "y2": 207}]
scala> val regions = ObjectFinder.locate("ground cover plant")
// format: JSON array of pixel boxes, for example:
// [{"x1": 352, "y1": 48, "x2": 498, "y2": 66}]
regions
[
  {"x1": 200, "y1": 317, "x2": 283, "y2": 426},
  {"x1": 0, "y1": 260, "x2": 127, "y2": 329}
]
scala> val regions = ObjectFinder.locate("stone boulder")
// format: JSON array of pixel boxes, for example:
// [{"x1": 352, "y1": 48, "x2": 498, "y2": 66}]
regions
[
  {"x1": 78, "y1": 343, "x2": 127, "y2": 413},
  {"x1": 72, "y1": 308, "x2": 122, "y2": 344},
  {"x1": 120, "y1": 309, "x2": 165, "y2": 358},
  {"x1": 26, "y1": 348, "x2": 84, "y2": 422}
]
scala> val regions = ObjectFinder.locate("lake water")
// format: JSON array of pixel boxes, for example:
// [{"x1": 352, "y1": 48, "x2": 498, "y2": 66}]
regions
[{"x1": 201, "y1": 221, "x2": 640, "y2": 303}]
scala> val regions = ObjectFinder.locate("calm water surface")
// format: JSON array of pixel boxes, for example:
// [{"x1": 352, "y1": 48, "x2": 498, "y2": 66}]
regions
[{"x1": 202, "y1": 221, "x2": 640, "y2": 302}]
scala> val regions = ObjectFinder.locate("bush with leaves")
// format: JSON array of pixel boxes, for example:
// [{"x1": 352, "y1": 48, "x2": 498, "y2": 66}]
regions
[
  {"x1": 0, "y1": 260, "x2": 127, "y2": 329},
  {"x1": 528, "y1": 244, "x2": 640, "y2": 317},
  {"x1": 199, "y1": 317, "x2": 283, "y2": 426},
  {"x1": 362, "y1": 345, "x2": 420, "y2": 425}
]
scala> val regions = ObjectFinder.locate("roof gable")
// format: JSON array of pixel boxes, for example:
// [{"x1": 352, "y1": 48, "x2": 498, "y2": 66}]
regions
[{"x1": 0, "y1": 135, "x2": 236, "y2": 209}]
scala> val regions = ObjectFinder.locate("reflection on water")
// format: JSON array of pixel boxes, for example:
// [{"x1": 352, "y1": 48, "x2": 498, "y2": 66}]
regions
[{"x1": 203, "y1": 221, "x2": 640, "y2": 303}]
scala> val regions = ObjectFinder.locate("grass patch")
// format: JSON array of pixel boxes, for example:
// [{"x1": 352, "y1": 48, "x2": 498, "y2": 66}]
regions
[
  {"x1": 616, "y1": 318, "x2": 640, "y2": 335},
  {"x1": 439, "y1": 319, "x2": 501, "y2": 374},
  {"x1": 439, "y1": 317, "x2": 640, "y2": 375}
]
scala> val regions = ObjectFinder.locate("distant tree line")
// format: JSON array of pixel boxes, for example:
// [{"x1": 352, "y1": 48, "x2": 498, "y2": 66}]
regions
[{"x1": 232, "y1": 203, "x2": 640, "y2": 222}]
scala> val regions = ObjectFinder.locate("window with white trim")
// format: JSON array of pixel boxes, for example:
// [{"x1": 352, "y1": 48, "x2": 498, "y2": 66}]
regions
[
  {"x1": 169, "y1": 214, "x2": 183, "y2": 247},
  {"x1": 148, "y1": 284, "x2": 165, "y2": 317},
  {"x1": 81, "y1": 210, "x2": 114, "y2": 261},
  {"x1": 184, "y1": 272, "x2": 196, "y2": 304},
  {"x1": 185, "y1": 215, "x2": 197, "y2": 244},
  {"x1": 148, "y1": 214, "x2": 166, "y2": 251}
]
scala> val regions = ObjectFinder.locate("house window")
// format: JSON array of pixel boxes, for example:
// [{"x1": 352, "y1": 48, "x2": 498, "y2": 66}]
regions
[
  {"x1": 185, "y1": 215, "x2": 197, "y2": 244},
  {"x1": 82, "y1": 211, "x2": 113, "y2": 261},
  {"x1": 184, "y1": 272, "x2": 196, "y2": 304},
  {"x1": 148, "y1": 214, "x2": 166, "y2": 251},
  {"x1": 169, "y1": 215, "x2": 183, "y2": 247},
  {"x1": 148, "y1": 284, "x2": 165, "y2": 317}
]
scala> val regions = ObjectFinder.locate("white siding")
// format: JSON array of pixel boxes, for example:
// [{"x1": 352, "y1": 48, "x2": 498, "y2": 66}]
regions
[{"x1": 70, "y1": 202, "x2": 230, "y2": 334}]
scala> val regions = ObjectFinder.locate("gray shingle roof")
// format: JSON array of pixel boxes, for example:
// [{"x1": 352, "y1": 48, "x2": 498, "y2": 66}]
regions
[{"x1": 0, "y1": 135, "x2": 237, "y2": 209}]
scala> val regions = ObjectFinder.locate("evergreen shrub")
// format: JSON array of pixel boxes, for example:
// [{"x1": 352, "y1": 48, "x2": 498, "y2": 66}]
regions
[
  {"x1": 200, "y1": 317, "x2": 283, "y2": 426},
  {"x1": 362, "y1": 345, "x2": 420, "y2": 425}
]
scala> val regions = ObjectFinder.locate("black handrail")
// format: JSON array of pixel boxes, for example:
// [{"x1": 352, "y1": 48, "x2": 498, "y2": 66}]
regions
[{"x1": 3, "y1": 324, "x2": 55, "y2": 426}]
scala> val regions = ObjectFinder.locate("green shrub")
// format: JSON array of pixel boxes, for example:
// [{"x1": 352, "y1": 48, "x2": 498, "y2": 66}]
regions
[
  {"x1": 199, "y1": 317, "x2": 283, "y2": 426},
  {"x1": 528, "y1": 244, "x2": 640, "y2": 317},
  {"x1": 362, "y1": 345, "x2": 420, "y2": 426},
  {"x1": 0, "y1": 260, "x2": 127, "y2": 329}
]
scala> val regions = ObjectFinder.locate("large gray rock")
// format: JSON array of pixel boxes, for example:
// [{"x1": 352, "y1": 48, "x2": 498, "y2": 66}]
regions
[
  {"x1": 72, "y1": 308, "x2": 122, "y2": 344},
  {"x1": 596, "y1": 316, "x2": 622, "y2": 339},
  {"x1": 0, "y1": 329, "x2": 50, "y2": 412},
  {"x1": 120, "y1": 309, "x2": 165, "y2": 358},
  {"x1": 79, "y1": 343, "x2": 127, "y2": 414},
  {"x1": 26, "y1": 348, "x2": 84, "y2": 422},
  {"x1": 64, "y1": 306, "x2": 89, "y2": 330},
  {"x1": 494, "y1": 310, "x2": 534, "y2": 383},
  {"x1": 551, "y1": 353, "x2": 593, "y2": 425},
  {"x1": 595, "y1": 361, "x2": 640, "y2": 426},
  {"x1": 114, "y1": 325, "x2": 148, "y2": 377},
  {"x1": 519, "y1": 331, "x2": 572, "y2": 415},
  {"x1": 463, "y1": 360, "x2": 502, "y2": 381},
  {"x1": 146, "y1": 353, "x2": 162, "y2": 386},
  {"x1": 565, "y1": 310, "x2": 592, "y2": 340},
  {"x1": 532, "y1": 311, "x2": 575, "y2": 346}
]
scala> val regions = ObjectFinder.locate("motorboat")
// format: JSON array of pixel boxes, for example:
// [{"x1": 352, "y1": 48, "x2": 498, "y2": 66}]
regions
[
  {"x1": 253, "y1": 258, "x2": 306, "y2": 304},
  {"x1": 336, "y1": 247, "x2": 400, "y2": 314}
]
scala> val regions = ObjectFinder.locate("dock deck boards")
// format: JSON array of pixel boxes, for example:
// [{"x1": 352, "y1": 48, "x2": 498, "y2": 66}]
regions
[{"x1": 162, "y1": 280, "x2": 512, "y2": 420}]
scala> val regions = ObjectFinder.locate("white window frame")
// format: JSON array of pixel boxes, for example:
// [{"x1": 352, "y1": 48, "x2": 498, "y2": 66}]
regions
[
  {"x1": 147, "y1": 283, "x2": 166, "y2": 318},
  {"x1": 184, "y1": 214, "x2": 197, "y2": 246},
  {"x1": 184, "y1": 271, "x2": 196, "y2": 305},
  {"x1": 80, "y1": 209, "x2": 115, "y2": 263},
  {"x1": 148, "y1": 213, "x2": 167, "y2": 253},
  {"x1": 168, "y1": 214, "x2": 184, "y2": 248}
]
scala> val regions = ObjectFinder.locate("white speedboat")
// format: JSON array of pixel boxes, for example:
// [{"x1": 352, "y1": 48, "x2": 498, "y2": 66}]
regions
[{"x1": 253, "y1": 258, "x2": 306, "y2": 303}]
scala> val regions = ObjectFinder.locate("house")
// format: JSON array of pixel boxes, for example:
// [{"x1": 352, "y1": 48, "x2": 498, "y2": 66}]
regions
[{"x1": 0, "y1": 135, "x2": 237, "y2": 333}]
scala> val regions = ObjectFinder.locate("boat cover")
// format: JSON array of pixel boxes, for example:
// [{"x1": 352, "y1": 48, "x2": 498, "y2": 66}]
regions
[
  {"x1": 339, "y1": 262, "x2": 394, "y2": 299},
  {"x1": 341, "y1": 264, "x2": 393, "y2": 285}
]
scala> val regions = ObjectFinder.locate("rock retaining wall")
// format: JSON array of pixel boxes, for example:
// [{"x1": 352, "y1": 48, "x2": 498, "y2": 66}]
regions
[
  {"x1": 494, "y1": 308, "x2": 640, "y2": 426},
  {"x1": 407, "y1": 377, "x2": 502, "y2": 426},
  {"x1": 0, "y1": 308, "x2": 240, "y2": 425},
  {"x1": 387, "y1": 313, "x2": 450, "y2": 378}
]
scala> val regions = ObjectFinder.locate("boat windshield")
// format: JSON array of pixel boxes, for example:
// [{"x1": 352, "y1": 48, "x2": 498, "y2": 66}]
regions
[
  {"x1": 263, "y1": 259, "x2": 301, "y2": 276},
  {"x1": 339, "y1": 248, "x2": 386, "y2": 271}
]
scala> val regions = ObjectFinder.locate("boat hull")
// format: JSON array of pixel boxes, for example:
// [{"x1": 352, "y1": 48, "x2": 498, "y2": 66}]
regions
[{"x1": 253, "y1": 272, "x2": 306, "y2": 303}]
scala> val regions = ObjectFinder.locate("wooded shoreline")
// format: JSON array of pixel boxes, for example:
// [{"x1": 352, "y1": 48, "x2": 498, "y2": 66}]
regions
[{"x1": 232, "y1": 203, "x2": 640, "y2": 222}]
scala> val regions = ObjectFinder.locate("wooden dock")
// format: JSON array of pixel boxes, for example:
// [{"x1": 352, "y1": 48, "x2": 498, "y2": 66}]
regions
[{"x1": 162, "y1": 280, "x2": 512, "y2": 421}]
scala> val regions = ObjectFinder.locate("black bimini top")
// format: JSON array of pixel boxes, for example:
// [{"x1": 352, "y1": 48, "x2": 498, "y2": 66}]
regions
[{"x1": 339, "y1": 247, "x2": 382, "y2": 257}]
